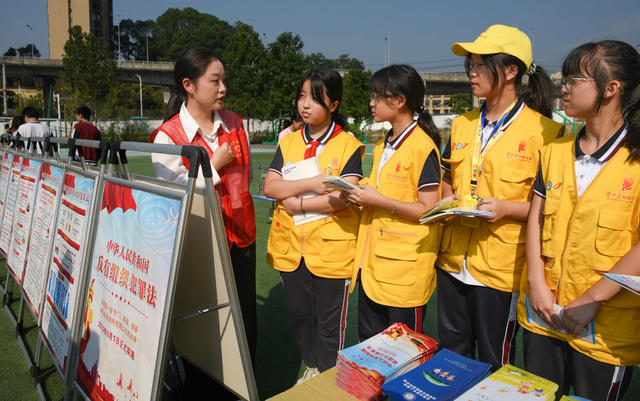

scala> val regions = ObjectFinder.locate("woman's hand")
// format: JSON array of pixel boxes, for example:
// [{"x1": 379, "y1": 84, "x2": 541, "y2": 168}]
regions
[
  {"x1": 562, "y1": 295, "x2": 602, "y2": 337},
  {"x1": 211, "y1": 142, "x2": 235, "y2": 171},
  {"x1": 476, "y1": 197, "x2": 504, "y2": 223},
  {"x1": 528, "y1": 279, "x2": 563, "y2": 331},
  {"x1": 344, "y1": 184, "x2": 383, "y2": 207},
  {"x1": 306, "y1": 175, "x2": 332, "y2": 195}
]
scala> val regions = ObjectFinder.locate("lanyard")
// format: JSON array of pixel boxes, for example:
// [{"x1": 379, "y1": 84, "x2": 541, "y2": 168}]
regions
[{"x1": 469, "y1": 100, "x2": 518, "y2": 199}]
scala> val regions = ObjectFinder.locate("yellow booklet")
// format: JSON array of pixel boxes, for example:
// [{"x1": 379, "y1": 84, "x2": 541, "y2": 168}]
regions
[
  {"x1": 456, "y1": 364, "x2": 558, "y2": 401},
  {"x1": 419, "y1": 199, "x2": 492, "y2": 224},
  {"x1": 323, "y1": 175, "x2": 359, "y2": 194}
]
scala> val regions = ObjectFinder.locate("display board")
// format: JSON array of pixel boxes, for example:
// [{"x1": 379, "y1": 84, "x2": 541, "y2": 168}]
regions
[
  {"x1": 75, "y1": 179, "x2": 186, "y2": 401},
  {"x1": 0, "y1": 154, "x2": 23, "y2": 258},
  {"x1": 22, "y1": 162, "x2": 65, "y2": 320},
  {"x1": 40, "y1": 171, "x2": 97, "y2": 375},
  {"x1": 6, "y1": 157, "x2": 42, "y2": 283}
]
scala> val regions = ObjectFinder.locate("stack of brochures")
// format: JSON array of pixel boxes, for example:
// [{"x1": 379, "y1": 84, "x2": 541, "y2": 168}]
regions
[
  {"x1": 323, "y1": 175, "x2": 359, "y2": 194},
  {"x1": 602, "y1": 272, "x2": 640, "y2": 296},
  {"x1": 335, "y1": 323, "x2": 438, "y2": 401},
  {"x1": 455, "y1": 364, "x2": 558, "y2": 401},
  {"x1": 419, "y1": 200, "x2": 492, "y2": 224},
  {"x1": 381, "y1": 348, "x2": 491, "y2": 401}
]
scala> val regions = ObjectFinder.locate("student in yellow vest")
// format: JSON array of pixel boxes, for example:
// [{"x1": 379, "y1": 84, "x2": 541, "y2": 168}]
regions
[
  {"x1": 344, "y1": 65, "x2": 442, "y2": 341},
  {"x1": 437, "y1": 25, "x2": 563, "y2": 370},
  {"x1": 264, "y1": 68, "x2": 364, "y2": 383},
  {"x1": 519, "y1": 40, "x2": 640, "y2": 401}
]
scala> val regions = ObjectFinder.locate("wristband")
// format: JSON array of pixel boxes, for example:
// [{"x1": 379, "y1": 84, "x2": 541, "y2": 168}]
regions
[
  {"x1": 391, "y1": 199, "x2": 396, "y2": 214},
  {"x1": 300, "y1": 197, "x2": 304, "y2": 213}
]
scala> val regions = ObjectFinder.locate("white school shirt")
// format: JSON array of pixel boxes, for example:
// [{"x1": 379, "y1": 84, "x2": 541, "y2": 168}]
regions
[
  {"x1": 17, "y1": 121, "x2": 51, "y2": 138},
  {"x1": 151, "y1": 103, "x2": 252, "y2": 189}
]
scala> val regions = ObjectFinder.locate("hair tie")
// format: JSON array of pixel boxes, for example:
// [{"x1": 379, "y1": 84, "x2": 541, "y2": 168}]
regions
[
  {"x1": 528, "y1": 62, "x2": 537, "y2": 76},
  {"x1": 417, "y1": 105, "x2": 426, "y2": 114}
]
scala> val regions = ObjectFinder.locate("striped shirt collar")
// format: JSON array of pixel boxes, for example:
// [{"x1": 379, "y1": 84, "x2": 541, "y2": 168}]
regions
[
  {"x1": 480, "y1": 98, "x2": 525, "y2": 132},
  {"x1": 384, "y1": 121, "x2": 417, "y2": 150},
  {"x1": 575, "y1": 122, "x2": 628, "y2": 162},
  {"x1": 303, "y1": 121, "x2": 336, "y2": 144}
]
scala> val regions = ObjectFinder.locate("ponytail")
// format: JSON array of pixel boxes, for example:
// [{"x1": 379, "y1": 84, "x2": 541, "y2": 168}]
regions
[
  {"x1": 521, "y1": 63, "x2": 554, "y2": 118},
  {"x1": 332, "y1": 110, "x2": 348, "y2": 130},
  {"x1": 626, "y1": 101, "x2": 640, "y2": 161},
  {"x1": 417, "y1": 107, "x2": 440, "y2": 149},
  {"x1": 163, "y1": 90, "x2": 183, "y2": 122}
]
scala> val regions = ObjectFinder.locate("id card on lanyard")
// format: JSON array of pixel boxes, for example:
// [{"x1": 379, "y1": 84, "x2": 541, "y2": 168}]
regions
[{"x1": 462, "y1": 100, "x2": 519, "y2": 227}]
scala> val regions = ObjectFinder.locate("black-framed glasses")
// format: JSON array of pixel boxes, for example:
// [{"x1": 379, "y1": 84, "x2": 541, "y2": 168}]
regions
[{"x1": 561, "y1": 76, "x2": 595, "y2": 91}]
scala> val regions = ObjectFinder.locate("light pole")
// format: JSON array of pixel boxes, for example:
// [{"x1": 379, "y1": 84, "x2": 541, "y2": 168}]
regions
[
  {"x1": 134, "y1": 74, "x2": 143, "y2": 117},
  {"x1": 146, "y1": 32, "x2": 149, "y2": 62},
  {"x1": 26, "y1": 24, "x2": 34, "y2": 57},
  {"x1": 117, "y1": 15, "x2": 122, "y2": 61}
]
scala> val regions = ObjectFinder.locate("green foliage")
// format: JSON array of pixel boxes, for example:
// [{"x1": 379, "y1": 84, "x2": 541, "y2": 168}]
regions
[
  {"x1": 114, "y1": 18, "x2": 155, "y2": 60},
  {"x1": 151, "y1": 7, "x2": 233, "y2": 61},
  {"x1": 450, "y1": 93, "x2": 472, "y2": 114},
  {"x1": 222, "y1": 22, "x2": 267, "y2": 118},
  {"x1": 103, "y1": 120, "x2": 151, "y2": 142},
  {"x1": 59, "y1": 26, "x2": 116, "y2": 121},
  {"x1": 103, "y1": 83, "x2": 165, "y2": 118},
  {"x1": 12, "y1": 93, "x2": 45, "y2": 116},
  {"x1": 3, "y1": 45, "x2": 40, "y2": 57},
  {"x1": 342, "y1": 69, "x2": 372, "y2": 123},
  {"x1": 306, "y1": 52, "x2": 364, "y2": 70}
]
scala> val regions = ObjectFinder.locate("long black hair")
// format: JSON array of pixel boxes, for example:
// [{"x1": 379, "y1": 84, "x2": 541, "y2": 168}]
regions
[
  {"x1": 369, "y1": 64, "x2": 440, "y2": 148},
  {"x1": 163, "y1": 47, "x2": 221, "y2": 122},
  {"x1": 562, "y1": 40, "x2": 640, "y2": 161},
  {"x1": 465, "y1": 53, "x2": 554, "y2": 118},
  {"x1": 296, "y1": 68, "x2": 348, "y2": 129}
]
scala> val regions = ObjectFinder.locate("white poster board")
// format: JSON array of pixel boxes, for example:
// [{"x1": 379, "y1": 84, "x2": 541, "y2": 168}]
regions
[
  {"x1": 75, "y1": 180, "x2": 183, "y2": 401},
  {"x1": 40, "y1": 172, "x2": 95, "y2": 375},
  {"x1": 0, "y1": 154, "x2": 23, "y2": 259},
  {"x1": 7, "y1": 157, "x2": 42, "y2": 283},
  {"x1": 22, "y1": 162, "x2": 65, "y2": 320},
  {"x1": 0, "y1": 152, "x2": 12, "y2": 218}
]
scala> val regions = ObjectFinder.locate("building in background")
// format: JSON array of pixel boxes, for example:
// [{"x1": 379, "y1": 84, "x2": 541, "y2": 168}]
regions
[{"x1": 48, "y1": 0, "x2": 113, "y2": 59}]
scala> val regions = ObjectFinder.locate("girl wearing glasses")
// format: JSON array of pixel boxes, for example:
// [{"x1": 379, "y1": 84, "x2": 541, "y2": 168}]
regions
[
  {"x1": 344, "y1": 65, "x2": 442, "y2": 341},
  {"x1": 519, "y1": 40, "x2": 640, "y2": 400},
  {"x1": 265, "y1": 68, "x2": 364, "y2": 382},
  {"x1": 436, "y1": 25, "x2": 563, "y2": 371}
]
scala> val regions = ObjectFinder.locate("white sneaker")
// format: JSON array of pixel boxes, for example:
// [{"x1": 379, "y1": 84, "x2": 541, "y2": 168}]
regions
[{"x1": 295, "y1": 366, "x2": 319, "y2": 385}]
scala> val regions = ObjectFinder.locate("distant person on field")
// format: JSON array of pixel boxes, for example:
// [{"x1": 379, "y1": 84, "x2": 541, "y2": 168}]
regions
[
  {"x1": 277, "y1": 112, "x2": 304, "y2": 144},
  {"x1": 18, "y1": 106, "x2": 51, "y2": 139},
  {"x1": 72, "y1": 106, "x2": 102, "y2": 164}
]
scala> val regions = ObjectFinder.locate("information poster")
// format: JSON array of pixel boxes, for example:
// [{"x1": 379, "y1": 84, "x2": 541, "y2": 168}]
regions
[
  {"x1": 40, "y1": 172, "x2": 95, "y2": 375},
  {"x1": 23, "y1": 163, "x2": 65, "y2": 319},
  {"x1": 0, "y1": 152, "x2": 12, "y2": 213},
  {"x1": 76, "y1": 182, "x2": 181, "y2": 401},
  {"x1": 7, "y1": 158, "x2": 42, "y2": 283},
  {"x1": 0, "y1": 154, "x2": 23, "y2": 257}
]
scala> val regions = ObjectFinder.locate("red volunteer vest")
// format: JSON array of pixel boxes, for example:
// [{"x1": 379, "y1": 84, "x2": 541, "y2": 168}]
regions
[{"x1": 150, "y1": 111, "x2": 256, "y2": 248}]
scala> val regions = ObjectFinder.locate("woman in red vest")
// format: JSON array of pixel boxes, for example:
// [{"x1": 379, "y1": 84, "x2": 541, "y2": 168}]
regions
[{"x1": 150, "y1": 47, "x2": 257, "y2": 370}]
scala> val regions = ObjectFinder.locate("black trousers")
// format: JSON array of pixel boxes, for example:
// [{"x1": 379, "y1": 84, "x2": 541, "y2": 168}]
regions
[
  {"x1": 280, "y1": 258, "x2": 350, "y2": 372},
  {"x1": 436, "y1": 268, "x2": 518, "y2": 371},
  {"x1": 523, "y1": 329, "x2": 633, "y2": 401},
  {"x1": 357, "y1": 282, "x2": 427, "y2": 342},
  {"x1": 230, "y1": 242, "x2": 257, "y2": 364}
]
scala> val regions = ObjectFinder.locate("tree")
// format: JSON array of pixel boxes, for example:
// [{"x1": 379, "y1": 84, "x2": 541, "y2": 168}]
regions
[
  {"x1": 221, "y1": 22, "x2": 267, "y2": 118},
  {"x1": 262, "y1": 32, "x2": 307, "y2": 119},
  {"x1": 306, "y1": 52, "x2": 331, "y2": 69},
  {"x1": 150, "y1": 7, "x2": 233, "y2": 61},
  {"x1": 342, "y1": 68, "x2": 372, "y2": 124},
  {"x1": 450, "y1": 93, "x2": 472, "y2": 114},
  {"x1": 333, "y1": 54, "x2": 364, "y2": 70},
  {"x1": 103, "y1": 83, "x2": 165, "y2": 118},
  {"x1": 17, "y1": 44, "x2": 40, "y2": 58},
  {"x1": 3, "y1": 47, "x2": 17, "y2": 57},
  {"x1": 113, "y1": 19, "x2": 155, "y2": 61},
  {"x1": 59, "y1": 26, "x2": 116, "y2": 121}
]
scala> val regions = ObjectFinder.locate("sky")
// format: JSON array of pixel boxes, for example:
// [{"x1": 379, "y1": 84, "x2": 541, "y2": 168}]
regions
[{"x1": 1, "y1": 0, "x2": 638, "y2": 73}]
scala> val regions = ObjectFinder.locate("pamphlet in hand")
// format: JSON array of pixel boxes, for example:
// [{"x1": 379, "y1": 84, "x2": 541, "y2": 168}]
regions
[
  {"x1": 323, "y1": 175, "x2": 359, "y2": 194},
  {"x1": 524, "y1": 296, "x2": 596, "y2": 344},
  {"x1": 455, "y1": 364, "x2": 559, "y2": 401},
  {"x1": 281, "y1": 157, "x2": 330, "y2": 226},
  {"x1": 602, "y1": 273, "x2": 640, "y2": 296},
  {"x1": 382, "y1": 348, "x2": 491, "y2": 401},
  {"x1": 419, "y1": 199, "x2": 493, "y2": 224}
]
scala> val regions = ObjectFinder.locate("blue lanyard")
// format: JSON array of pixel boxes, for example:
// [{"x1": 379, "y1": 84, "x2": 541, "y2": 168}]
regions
[{"x1": 479, "y1": 101, "x2": 517, "y2": 154}]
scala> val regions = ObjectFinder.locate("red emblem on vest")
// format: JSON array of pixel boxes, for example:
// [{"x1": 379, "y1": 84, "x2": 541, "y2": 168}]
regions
[
  {"x1": 518, "y1": 141, "x2": 527, "y2": 152},
  {"x1": 622, "y1": 177, "x2": 633, "y2": 191},
  {"x1": 395, "y1": 163, "x2": 401, "y2": 173}
]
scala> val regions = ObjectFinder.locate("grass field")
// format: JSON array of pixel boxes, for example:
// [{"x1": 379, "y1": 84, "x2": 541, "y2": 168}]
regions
[{"x1": 0, "y1": 152, "x2": 638, "y2": 400}]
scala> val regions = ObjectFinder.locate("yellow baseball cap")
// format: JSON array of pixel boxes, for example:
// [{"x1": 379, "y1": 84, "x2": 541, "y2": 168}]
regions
[{"x1": 451, "y1": 25, "x2": 532, "y2": 71}]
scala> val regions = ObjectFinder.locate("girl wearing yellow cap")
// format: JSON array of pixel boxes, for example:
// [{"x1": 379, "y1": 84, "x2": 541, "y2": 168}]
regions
[
  {"x1": 437, "y1": 25, "x2": 563, "y2": 370},
  {"x1": 519, "y1": 40, "x2": 640, "y2": 401}
]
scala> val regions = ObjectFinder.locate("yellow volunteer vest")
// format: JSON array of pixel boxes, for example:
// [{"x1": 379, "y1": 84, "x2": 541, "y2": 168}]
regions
[
  {"x1": 266, "y1": 129, "x2": 364, "y2": 278},
  {"x1": 517, "y1": 135, "x2": 640, "y2": 366},
  {"x1": 438, "y1": 106, "x2": 563, "y2": 292},
  {"x1": 351, "y1": 126, "x2": 442, "y2": 307}
]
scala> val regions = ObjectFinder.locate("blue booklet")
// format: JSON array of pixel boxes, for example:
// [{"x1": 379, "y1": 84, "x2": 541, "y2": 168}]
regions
[{"x1": 382, "y1": 348, "x2": 491, "y2": 401}]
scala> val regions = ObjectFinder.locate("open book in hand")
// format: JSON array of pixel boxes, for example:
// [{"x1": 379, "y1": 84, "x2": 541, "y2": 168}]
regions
[
  {"x1": 419, "y1": 199, "x2": 493, "y2": 224},
  {"x1": 322, "y1": 175, "x2": 359, "y2": 194}
]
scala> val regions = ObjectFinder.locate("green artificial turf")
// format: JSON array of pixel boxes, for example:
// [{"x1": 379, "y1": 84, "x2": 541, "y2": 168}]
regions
[{"x1": 0, "y1": 153, "x2": 638, "y2": 400}]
